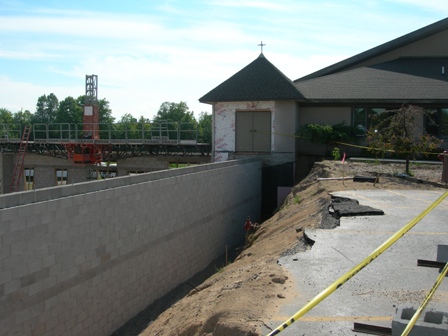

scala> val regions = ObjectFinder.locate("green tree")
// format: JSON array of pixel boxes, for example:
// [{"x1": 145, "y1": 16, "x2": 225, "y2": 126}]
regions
[
  {"x1": 153, "y1": 101, "x2": 196, "y2": 123},
  {"x1": 0, "y1": 107, "x2": 24, "y2": 140},
  {"x1": 34, "y1": 93, "x2": 59, "y2": 123},
  {"x1": 113, "y1": 113, "x2": 138, "y2": 139},
  {"x1": 137, "y1": 116, "x2": 152, "y2": 139},
  {"x1": 366, "y1": 105, "x2": 442, "y2": 175},
  {"x1": 12, "y1": 109, "x2": 33, "y2": 126},
  {"x1": 56, "y1": 96, "x2": 83, "y2": 124},
  {"x1": 153, "y1": 102, "x2": 197, "y2": 140},
  {"x1": 138, "y1": 116, "x2": 151, "y2": 124},
  {"x1": 98, "y1": 98, "x2": 115, "y2": 124},
  {"x1": 197, "y1": 112, "x2": 212, "y2": 144},
  {"x1": 119, "y1": 113, "x2": 137, "y2": 124},
  {"x1": 0, "y1": 107, "x2": 14, "y2": 124}
]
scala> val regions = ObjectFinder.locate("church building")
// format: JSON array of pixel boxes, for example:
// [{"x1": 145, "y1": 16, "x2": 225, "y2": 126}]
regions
[{"x1": 199, "y1": 17, "x2": 448, "y2": 185}]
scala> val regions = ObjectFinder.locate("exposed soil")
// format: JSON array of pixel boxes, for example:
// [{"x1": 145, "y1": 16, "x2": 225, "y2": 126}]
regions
[{"x1": 114, "y1": 160, "x2": 446, "y2": 336}]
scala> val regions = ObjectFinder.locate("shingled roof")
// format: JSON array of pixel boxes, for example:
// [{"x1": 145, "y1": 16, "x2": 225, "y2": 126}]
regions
[
  {"x1": 294, "y1": 57, "x2": 448, "y2": 102},
  {"x1": 297, "y1": 17, "x2": 448, "y2": 81},
  {"x1": 199, "y1": 53, "x2": 304, "y2": 103}
]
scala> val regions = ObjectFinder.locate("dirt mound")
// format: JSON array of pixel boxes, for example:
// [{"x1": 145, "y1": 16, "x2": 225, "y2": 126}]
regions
[{"x1": 117, "y1": 160, "x2": 446, "y2": 336}]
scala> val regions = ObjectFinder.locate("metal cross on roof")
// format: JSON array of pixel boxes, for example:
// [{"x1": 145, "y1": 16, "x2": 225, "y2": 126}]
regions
[{"x1": 258, "y1": 41, "x2": 266, "y2": 53}]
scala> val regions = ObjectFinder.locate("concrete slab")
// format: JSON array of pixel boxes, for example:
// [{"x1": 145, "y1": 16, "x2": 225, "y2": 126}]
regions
[{"x1": 264, "y1": 190, "x2": 448, "y2": 336}]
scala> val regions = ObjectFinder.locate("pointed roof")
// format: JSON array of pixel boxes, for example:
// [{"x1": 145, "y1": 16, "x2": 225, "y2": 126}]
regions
[
  {"x1": 199, "y1": 53, "x2": 305, "y2": 103},
  {"x1": 297, "y1": 17, "x2": 448, "y2": 81}
]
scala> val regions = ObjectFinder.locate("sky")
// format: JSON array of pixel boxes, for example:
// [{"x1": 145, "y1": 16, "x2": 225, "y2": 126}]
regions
[{"x1": 1, "y1": 0, "x2": 448, "y2": 121}]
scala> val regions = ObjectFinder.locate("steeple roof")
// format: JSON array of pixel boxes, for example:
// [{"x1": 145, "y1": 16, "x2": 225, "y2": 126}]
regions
[{"x1": 199, "y1": 53, "x2": 304, "y2": 103}]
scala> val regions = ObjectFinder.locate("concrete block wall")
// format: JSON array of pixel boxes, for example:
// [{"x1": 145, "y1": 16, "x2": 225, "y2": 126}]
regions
[
  {"x1": 116, "y1": 156, "x2": 169, "y2": 176},
  {"x1": 392, "y1": 305, "x2": 448, "y2": 335},
  {"x1": 21, "y1": 153, "x2": 90, "y2": 190},
  {"x1": 0, "y1": 153, "x2": 14, "y2": 194},
  {"x1": 0, "y1": 158, "x2": 262, "y2": 336},
  {"x1": 1, "y1": 153, "x2": 173, "y2": 193}
]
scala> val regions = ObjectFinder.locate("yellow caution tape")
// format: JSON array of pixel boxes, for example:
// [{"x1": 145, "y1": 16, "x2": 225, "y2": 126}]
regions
[
  {"x1": 334, "y1": 141, "x2": 442, "y2": 156},
  {"x1": 266, "y1": 191, "x2": 448, "y2": 336},
  {"x1": 258, "y1": 132, "x2": 442, "y2": 156},
  {"x1": 334, "y1": 141, "x2": 370, "y2": 150},
  {"x1": 401, "y1": 261, "x2": 448, "y2": 336}
]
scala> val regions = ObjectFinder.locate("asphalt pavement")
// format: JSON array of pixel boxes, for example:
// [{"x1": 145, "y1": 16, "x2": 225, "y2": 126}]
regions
[{"x1": 263, "y1": 189, "x2": 448, "y2": 336}]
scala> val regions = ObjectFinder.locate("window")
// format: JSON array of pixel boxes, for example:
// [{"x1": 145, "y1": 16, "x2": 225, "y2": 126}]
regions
[
  {"x1": 24, "y1": 168, "x2": 34, "y2": 190},
  {"x1": 353, "y1": 108, "x2": 388, "y2": 135},
  {"x1": 426, "y1": 108, "x2": 448, "y2": 138},
  {"x1": 441, "y1": 109, "x2": 448, "y2": 138},
  {"x1": 55, "y1": 169, "x2": 68, "y2": 185},
  {"x1": 355, "y1": 106, "x2": 448, "y2": 138}
]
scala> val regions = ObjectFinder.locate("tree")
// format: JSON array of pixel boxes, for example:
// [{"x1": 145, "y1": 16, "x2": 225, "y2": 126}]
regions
[
  {"x1": 152, "y1": 102, "x2": 197, "y2": 140},
  {"x1": 0, "y1": 107, "x2": 14, "y2": 124},
  {"x1": 56, "y1": 96, "x2": 83, "y2": 124},
  {"x1": 119, "y1": 113, "x2": 137, "y2": 124},
  {"x1": 113, "y1": 113, "x2": 139, "y2": 139},
  {"x1": 153, "y1": 101, "x2": 196, "y2": 124},
  {"x1": 197, "y1": 112, "x2": 212, "y2": 144},
  {"x1": 98, "y1": 98, "x2": 115, "y2": 124},
  {"x1": 34, "y1": 93, "x2": 59, "y2": 123},
  {"x1": 12, "y1": 109, "x2": 33, "y2": 126},
  {"x1": 366, "y1": 105, "x2": 442, "y2": 175}
]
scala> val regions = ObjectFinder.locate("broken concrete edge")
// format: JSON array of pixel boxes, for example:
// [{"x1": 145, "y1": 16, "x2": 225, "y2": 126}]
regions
[
  {"x1": 284, "y1": 195, "x2": 386, "y2": 259},
  {"x1": 303, "y1": 228, "x2": 316, "y2": 246},
  {"x1": 330, "y1": 195, "x2": 385, "y2": 217}
]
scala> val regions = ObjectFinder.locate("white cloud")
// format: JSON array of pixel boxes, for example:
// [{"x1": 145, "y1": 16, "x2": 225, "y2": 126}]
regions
[
  {"x1": 0, "y1": 76, "x2": 83, "y2": 113},
  {"x1": 1, "y1": 0, "x2": 448, "y2": 121},
  {"x1": 0, "y1": 14, "x2": 164, "y2": 40}
]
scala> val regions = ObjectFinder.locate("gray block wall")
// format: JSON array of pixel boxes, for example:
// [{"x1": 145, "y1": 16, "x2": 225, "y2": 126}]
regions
[
  {"x1": 0, "y1": 158, "x2": 262, "y2": 336},
  {"x1": 392, "y1": 305, "x2": 448, "y2": 335},
  {"x1": 0, "y1": 153, "x2": 173, "y2": 193},
  {"x1": 116, "y1": 156, "x2": 169, "y2": 176},
  {"x1": 0, "y1": 153, "x2": 14, "y2": 194},
  {"x1": 22, "y1": 153, "x2": 90, "y2": 190}
]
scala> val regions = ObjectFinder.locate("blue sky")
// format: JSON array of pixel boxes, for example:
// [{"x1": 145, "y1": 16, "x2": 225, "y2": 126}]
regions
[{"x1": 1, "y1": 0, "x2": 447, "y2": 120}]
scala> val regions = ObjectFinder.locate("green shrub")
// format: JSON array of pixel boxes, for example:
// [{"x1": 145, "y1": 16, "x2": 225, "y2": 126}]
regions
[
  {"x1": 332, "y1": 147, "x2": 341, "y2": 161},
  {"x1": 296, "y1": 123, "x2": 357, "y2": 144}
]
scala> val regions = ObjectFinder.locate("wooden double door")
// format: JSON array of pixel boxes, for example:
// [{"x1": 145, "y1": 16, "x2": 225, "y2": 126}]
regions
[{"x1": 236, "y1": 111, "x2": 271, "y2": 152}]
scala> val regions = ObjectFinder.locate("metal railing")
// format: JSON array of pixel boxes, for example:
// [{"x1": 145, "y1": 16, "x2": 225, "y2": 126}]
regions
[{"x1": 0, "y1": 122, "x2": 199, "y2": 145}]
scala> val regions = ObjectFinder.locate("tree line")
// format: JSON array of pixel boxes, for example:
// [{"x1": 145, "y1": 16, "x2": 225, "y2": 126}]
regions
[{"x1": 0, "y1": 94, "x2": 212, "y2": 144}]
